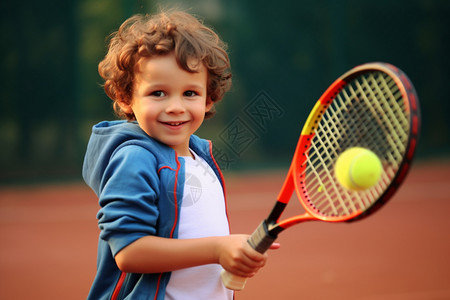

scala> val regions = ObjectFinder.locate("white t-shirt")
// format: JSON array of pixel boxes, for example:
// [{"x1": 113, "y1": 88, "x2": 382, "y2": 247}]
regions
[{"x1": 165, "y1": 150, "x2": 233, "y2": 300}]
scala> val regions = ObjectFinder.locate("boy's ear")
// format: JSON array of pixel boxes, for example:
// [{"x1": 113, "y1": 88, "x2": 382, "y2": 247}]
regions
[
  {"x1": 206, "y1": 98, "x2": 214, "y2": 112},
  {"x1": 117, "y1": 101, "x2": 133, "y2": 114}
]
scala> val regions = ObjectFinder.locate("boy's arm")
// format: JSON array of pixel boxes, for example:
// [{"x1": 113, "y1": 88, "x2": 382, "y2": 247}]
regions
[{"x1": 115, "y1": 234, "x2": 271, "y2": 277}]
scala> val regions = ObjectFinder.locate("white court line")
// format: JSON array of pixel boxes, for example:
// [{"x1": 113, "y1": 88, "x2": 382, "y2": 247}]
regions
[{"x1": 230, "y1": 180, "x2": 450, "y2": 212}]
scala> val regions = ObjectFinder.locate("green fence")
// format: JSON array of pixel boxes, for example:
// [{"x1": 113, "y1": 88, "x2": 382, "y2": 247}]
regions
[{"x1": 1, "y1": 0, "x2": 449, "y2": 183}]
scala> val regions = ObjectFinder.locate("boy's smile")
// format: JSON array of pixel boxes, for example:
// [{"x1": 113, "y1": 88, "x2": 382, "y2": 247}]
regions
[{"x1": 119, "y1": 52, "x2": 212, "y2": 157}]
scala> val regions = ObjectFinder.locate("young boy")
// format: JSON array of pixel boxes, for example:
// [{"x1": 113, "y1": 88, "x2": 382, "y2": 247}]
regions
[{"x1": 83, "y1": 11, "x2": 278, "y2": 300}]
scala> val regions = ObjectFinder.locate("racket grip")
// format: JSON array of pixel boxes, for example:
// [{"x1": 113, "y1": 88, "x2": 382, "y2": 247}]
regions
[
  {"x1": 248, "y1": 221, "x2": 277, "y2": 253},
  {"x1": 221, "y1": 221, "x2": 277, "y2": 290}
]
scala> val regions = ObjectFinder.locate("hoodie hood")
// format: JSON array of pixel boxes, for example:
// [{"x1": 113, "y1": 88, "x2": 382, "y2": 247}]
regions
[{"x1": 82, "y1": 120, "x2": 176, "y2": 196}]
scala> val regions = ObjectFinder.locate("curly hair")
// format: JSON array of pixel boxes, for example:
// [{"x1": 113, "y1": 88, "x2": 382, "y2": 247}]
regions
[{"x1": 98, "y1": 11, "x2": 232, "y2": 120}]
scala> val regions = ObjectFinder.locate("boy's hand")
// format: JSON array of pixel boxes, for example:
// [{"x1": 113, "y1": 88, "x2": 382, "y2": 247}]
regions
[{"x1": 216, "y1": 235, "x2": 280, "y2": 278}]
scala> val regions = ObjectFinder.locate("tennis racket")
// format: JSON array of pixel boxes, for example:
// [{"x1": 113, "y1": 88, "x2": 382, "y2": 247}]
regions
[{"x1": 221, "y1": 62, "x2": 420, "y2": 290}]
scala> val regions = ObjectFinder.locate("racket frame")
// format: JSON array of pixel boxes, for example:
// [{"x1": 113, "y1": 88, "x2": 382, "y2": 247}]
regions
[
  {"x1": 221, "y1": 62, "x2": 420, "y2": 291},
  {"x1": 266, "y1": 63, "x2": 420, "y2": 236}
]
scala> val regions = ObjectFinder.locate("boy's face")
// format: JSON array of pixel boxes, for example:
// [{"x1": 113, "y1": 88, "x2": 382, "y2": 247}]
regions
[{"x1": 119, "y1": 52, "x2": 212, "y2": 157}]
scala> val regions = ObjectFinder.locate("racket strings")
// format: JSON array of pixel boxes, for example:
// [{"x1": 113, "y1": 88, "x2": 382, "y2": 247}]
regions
[
  {"x1": 303, "y1": 77, "x2": 387, "y2": 213},
  {"x1": 357, "y1": 76, "x2": 407, "y2": 155},
  {"x1": 302, "y1": 71, "x2": 410, "y2": 217}
]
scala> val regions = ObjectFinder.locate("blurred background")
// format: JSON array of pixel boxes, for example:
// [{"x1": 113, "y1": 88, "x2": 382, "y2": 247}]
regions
[
  {"x1": 1, "y1": 0, "x2": 449, "y2": 184},
  {"x1": 1, "y1": 1, "x2": 450, "y2": 299}
]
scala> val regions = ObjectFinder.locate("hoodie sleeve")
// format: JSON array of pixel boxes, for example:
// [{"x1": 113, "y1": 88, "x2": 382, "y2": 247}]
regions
[{"x1": 96, "y1": 144, "x2": 160, "y2": 256}]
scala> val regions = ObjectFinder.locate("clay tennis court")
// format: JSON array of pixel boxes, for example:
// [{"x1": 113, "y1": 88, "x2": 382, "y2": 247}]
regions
[{"x1": 1, "y1": 160, "x2": 449, "y2": 299}]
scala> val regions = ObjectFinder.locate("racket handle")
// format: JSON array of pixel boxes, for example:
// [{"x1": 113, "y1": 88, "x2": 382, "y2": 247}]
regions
[
  {"x1": 221, "y1": 221, "x2": 277, "y2": 290},
  {"x1": 247, "y1": 221, "x2": 277, "y2": 253}
]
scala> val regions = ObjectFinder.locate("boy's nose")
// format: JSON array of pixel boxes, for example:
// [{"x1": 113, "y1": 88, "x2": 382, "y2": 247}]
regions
[{"x1": 165, "y1": 97, "x2": 186, "y2": 114}]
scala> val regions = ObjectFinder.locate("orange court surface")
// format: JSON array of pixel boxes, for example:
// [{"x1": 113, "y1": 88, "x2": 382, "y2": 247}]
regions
[{"x1": 1, "y1": 160, "x2": 449, "y2": 299}]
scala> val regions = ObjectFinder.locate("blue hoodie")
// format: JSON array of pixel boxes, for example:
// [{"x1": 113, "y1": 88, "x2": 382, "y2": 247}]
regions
[{"x1": 82, "y1": 120, "x2": 227, "y2": 300}]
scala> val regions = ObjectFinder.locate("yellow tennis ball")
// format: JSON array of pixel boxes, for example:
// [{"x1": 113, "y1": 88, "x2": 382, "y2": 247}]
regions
[{"x1": 335, "y1": 147, "x2": 382, "y2": 191}]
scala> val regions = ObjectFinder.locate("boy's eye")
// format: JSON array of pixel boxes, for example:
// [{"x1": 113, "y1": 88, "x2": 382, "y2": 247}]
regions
[
  {"x1": 150, "y1": 91, "x2": 166, "y2": 97},
  {"x1": 184, "y1": 90, "x2": 198, "y2": 97}
]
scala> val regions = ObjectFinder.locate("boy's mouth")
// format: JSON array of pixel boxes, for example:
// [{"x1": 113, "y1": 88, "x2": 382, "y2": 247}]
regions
[{"x1": 162, "y1": 121, "x2": 188, "y2": 127}]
